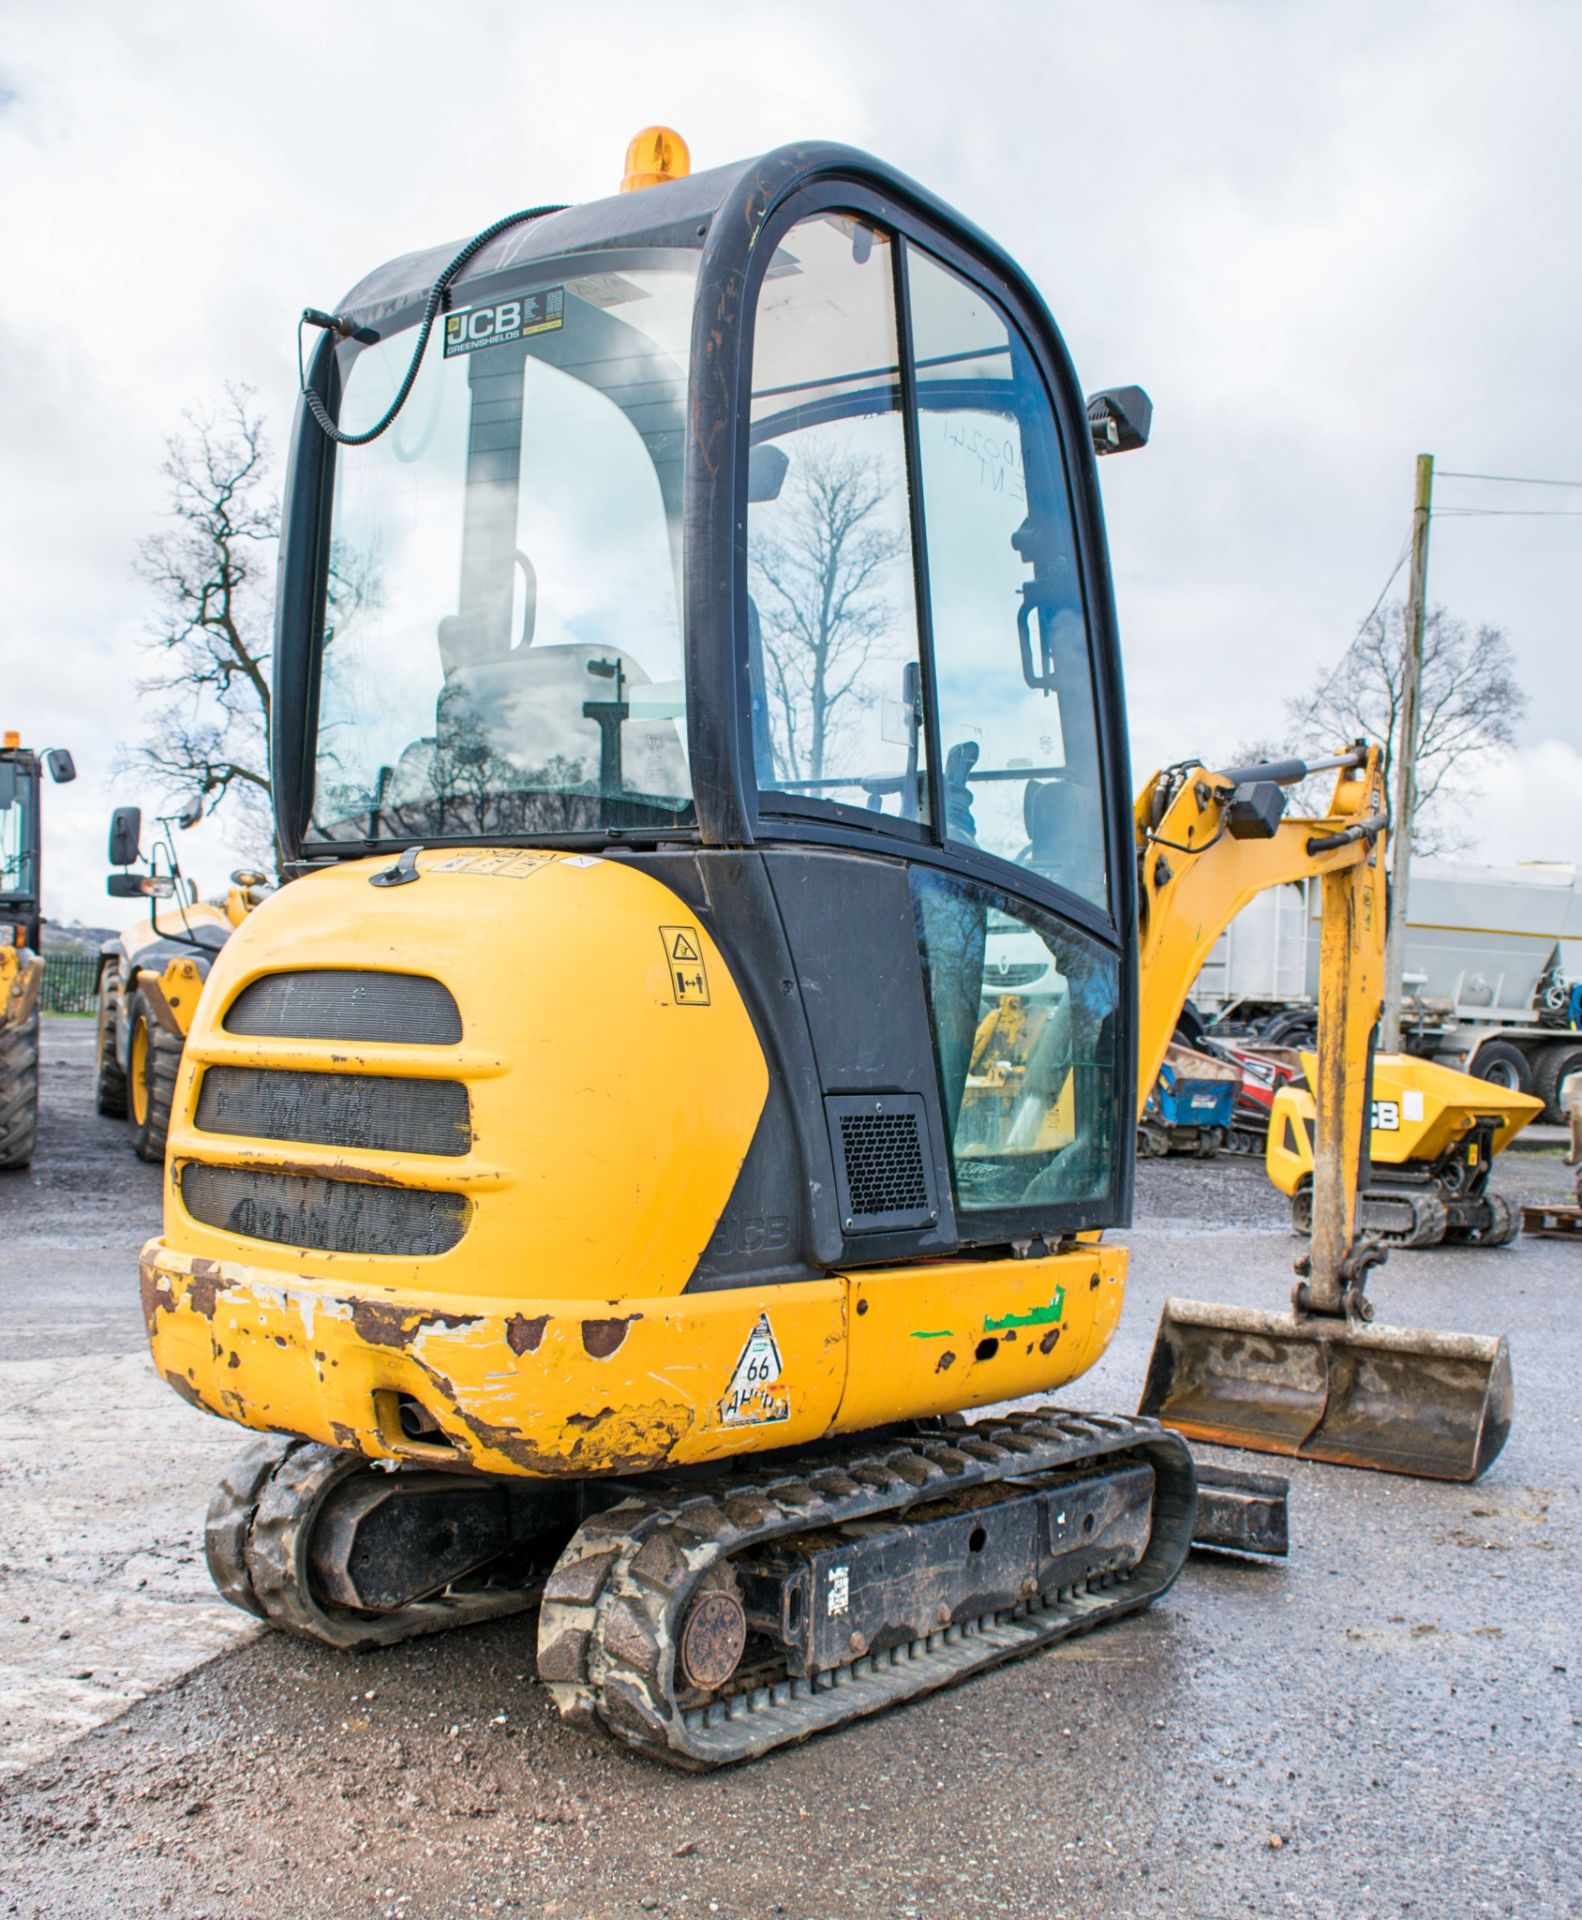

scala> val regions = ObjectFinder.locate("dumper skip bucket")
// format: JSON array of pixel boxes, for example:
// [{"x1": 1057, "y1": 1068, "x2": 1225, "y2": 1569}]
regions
[{"x1": 1138, "y1": 1297, "x2": 1512, "y2": 1481}]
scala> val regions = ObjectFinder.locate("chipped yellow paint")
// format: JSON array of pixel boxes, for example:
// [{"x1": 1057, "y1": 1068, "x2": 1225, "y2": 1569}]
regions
[
  {"x1": 141, "y1": 1240, "x2": 846, "y2": 1475},
  {"x1": 832, "y1": 1245, "x2": 1127, "y2": 1435}
]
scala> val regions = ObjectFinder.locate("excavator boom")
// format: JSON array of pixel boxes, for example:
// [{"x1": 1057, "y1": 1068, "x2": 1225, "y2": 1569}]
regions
[{"x1": 1133, "y1": 749, "x2": 1512, "y2": 1478}]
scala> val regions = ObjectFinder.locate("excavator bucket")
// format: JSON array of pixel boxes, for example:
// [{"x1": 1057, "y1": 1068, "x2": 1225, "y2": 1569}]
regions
[{"x1": 1139, "y1": 1297, "x2": 1513, "y2": 1481}]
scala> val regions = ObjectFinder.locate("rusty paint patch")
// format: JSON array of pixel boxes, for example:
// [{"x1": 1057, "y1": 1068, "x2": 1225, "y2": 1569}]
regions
[
  {"x1": 186, "y1": 1263, "x2": 226, "y2": 1321},
  {"x1": 506, "y1": 1313, "x2": 549, "y2": 1356},
  {"x1": 350, "y1": 1301, "x2": 414, "y2": 1349},
  {"x1": 227, "y1": 1351, "x2": 242, "y2": 1369},
  {"x1": 1040, "y1": 1326, "x2": 1063, "y2": 1355},
  {"x1": 934, "y1": 1349, "x2": 956, "y2": 1374},
  {"x1": 138, "y1": 1262, "x2": 174, "y2": 1341},
  {"x1": 347, "y1": 1301, "x2": 487, "y2": 1350},
  {"x1": 581, "y1": 1315, "x2": 640, "y2": 1359}
]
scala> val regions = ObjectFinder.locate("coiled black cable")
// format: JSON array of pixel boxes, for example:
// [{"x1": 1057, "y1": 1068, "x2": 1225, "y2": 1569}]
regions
[{"x1": 298, "y1": 203, "x2": 568, "y2": 448}]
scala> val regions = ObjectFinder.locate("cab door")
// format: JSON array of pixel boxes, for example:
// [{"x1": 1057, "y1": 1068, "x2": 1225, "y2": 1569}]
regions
[{"x1": 733, "y1": 186, "x2": 1135, "y2": 1244}]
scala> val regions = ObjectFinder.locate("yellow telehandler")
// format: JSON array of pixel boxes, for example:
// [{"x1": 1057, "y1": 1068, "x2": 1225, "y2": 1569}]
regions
[
  {"x1": 96, "y1": 799, "x2": 273, "y2": 1160},
  {"x1": 137, "y1": 131, "x2": 1507, "y2": 1768},
  {"x1": 0, "y1": 729, "x2": 76, "y2": 1169}
]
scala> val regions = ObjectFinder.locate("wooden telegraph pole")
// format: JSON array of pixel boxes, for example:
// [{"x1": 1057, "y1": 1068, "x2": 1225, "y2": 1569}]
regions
[{"x1": 1380, "y1": 453, "x2": 1434, "y2": 1052}]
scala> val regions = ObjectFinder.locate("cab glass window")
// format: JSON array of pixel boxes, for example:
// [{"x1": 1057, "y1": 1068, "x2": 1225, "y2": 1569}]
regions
[
  {"x1": 912, "y1": 867, "x2": 1119, "y2": 1214},
  {"x1": 746, "y1": 216, "x2": 928, "y2": 826},
  {"x1": 907, "y1": 247, "x2": 1108, "y2": 910},
  {"x1": 310, "y1": 261, "x2": 696, "y2": 842}
]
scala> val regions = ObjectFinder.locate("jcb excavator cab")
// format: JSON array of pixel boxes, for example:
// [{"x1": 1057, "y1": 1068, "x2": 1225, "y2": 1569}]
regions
[
  {"x1": 264, "y1": 142, "x2": 1149, "y2": 1272},
  {"x1": 141, "y1": 139, "x2": 1230, "y2": 1767}
]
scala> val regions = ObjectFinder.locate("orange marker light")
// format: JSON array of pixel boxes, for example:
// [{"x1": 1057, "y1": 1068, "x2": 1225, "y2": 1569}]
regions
[
  {"x1": 621, "y1": 126, "x2": 690, "y2": 194},
  {"x1": 2, "y1": 731, "x2": 19, "y2": 749}
]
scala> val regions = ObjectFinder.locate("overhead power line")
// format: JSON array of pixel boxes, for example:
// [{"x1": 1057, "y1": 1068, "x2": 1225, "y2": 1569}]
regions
[{"x1": 1437, "y1": 469, "x2": 1582, "y2": 489}]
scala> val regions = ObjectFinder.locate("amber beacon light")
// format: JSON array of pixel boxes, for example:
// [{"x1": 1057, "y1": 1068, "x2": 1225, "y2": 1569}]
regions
[{"x1": 621, "y1": 125, "x2": 690, "y2": 193}]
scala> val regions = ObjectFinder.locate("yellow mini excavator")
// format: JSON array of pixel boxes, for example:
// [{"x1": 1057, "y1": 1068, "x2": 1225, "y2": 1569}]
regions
[{"x1": 139, "y1": 132, "x2": 1507, "y2": 1768}]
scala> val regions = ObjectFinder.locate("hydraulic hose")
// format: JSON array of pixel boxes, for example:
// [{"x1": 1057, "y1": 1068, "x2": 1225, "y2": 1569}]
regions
[{"x1": 298, "y1": 203, "x2": 568, "y2": 448}]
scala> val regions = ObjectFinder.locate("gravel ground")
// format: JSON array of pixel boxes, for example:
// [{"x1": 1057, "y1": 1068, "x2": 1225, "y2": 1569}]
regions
[{"x1": 1, "y1": 1018, "x2": 1578, "y2": 1919}]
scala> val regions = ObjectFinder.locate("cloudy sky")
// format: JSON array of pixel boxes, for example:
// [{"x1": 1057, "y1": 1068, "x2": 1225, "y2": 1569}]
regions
[{"x1": 4, "y1": 0, "x2": 1578, "y2": 929}]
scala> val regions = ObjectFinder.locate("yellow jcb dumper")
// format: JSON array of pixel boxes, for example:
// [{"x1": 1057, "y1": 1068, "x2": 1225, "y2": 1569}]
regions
[
  {"x1": 139, "y1": 134, "x2": 1495, "y2": 1770},
  {"x1": 1132, "y1": 754, "x2": 1512, "y2": 1478}
]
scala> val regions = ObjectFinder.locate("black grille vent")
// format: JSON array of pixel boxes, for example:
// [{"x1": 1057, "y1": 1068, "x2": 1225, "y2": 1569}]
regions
[
  {"x1": 224, "y1": 971, "x2": 462, "y2": 1044},
  {"x1": 181, "y1": 1163, "x2": 469, "y2": 1257},
  {"x1": 194, "y1": 1069, "x2": 470, "y2": 1157},
  {"x1": 825, "y1": 1094, "x2": 936, "y2": 1233}
]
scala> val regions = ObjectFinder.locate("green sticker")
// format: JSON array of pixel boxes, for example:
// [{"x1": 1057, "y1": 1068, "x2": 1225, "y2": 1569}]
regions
[{"x1": 983, "y1": 1286, "x2": 1065, "y2": 1334}]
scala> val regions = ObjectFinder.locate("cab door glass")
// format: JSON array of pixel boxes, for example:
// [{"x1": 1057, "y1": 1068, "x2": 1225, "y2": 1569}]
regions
[
  {"x1": 912, "y1": 867, "x2": 1119, "y2": 1214},
  {"x1": 906, "y1": 247, "x2": 1108, "y2": 910},
  {"x1": 747, "y1": 216, "x2": 928, "y2": 825}
]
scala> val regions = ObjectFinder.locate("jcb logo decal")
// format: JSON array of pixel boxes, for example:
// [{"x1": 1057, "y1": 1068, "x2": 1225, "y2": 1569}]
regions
[
  {"x1": 443, "y1": 287, "x2": 564, "y2": 357},
  {"x1": 1372, "y1": 1099, "x2": 1400, "y2": 1132}
]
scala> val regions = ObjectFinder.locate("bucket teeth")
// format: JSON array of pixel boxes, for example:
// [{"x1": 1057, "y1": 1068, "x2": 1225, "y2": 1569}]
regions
[{"x1": 1139, "y1": 1297, "x2": 1512, "y2": 1483}]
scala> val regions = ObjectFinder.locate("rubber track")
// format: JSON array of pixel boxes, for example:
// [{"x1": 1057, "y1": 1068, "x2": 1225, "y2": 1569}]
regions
[
  {"x1": 0, "y1": 1013, "x2": 40, "y2": 1170},
  {"x1": 214, "y1": 1437, "x2": 544, "y2": 1649},
  {"x1": 94, "y1": 974, "x2": 128, "y2": 1119},
  {"x1": 1442, "y1": 1190, "x2": 1520, "y2": 1248},
  {"x1": 537, "y1": 1408, "x2": 1196, "y2": 1770},
  {"x1": 1293, "y1": 1184, "x2": 1448, "y2": 1249}
]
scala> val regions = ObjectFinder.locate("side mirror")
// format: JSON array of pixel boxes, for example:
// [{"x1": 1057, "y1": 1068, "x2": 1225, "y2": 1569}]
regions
[
  {"x1": 177, "y1": 794, "x2": 204, "y2": 830},
  {"x1": 44, "y1": 749, "x2": 76, "y2": 784},
  {"x1": 748, "y1": 442, "x2": 790, "y2": 503},
  {"x1": 108, "y1": 806, "x2": 142, "y2": 867},
  {"x1": 230, "y1": 868, "x2": 270, "y2": 889},
  {"x1": 1086, "y1": 385, "x2": 1152, "y2": 456},
  {"x1": 108, "y1": 873, "x2": 155, "y2": 899}
]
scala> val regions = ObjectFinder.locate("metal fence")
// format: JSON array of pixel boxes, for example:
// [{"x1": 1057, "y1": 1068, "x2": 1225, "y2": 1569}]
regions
[{"x1": 41, "y1": 950, "x2": 100, "y2": 1016}]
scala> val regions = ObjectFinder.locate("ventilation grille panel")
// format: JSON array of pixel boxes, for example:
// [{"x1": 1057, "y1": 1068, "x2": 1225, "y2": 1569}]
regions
[
  {"x1": 194, "y1": 1068, "x2": 470, "y2": 1157},
  {"x1": 825, "y1": 1094, "x2": 936, "y2": 1234},
  {"x1": 181, "y1": 1163, "x2": 469, "y2": 1257},
  {"x1": 224, "y1": 970, "x2": 462, "y2": 1045}
]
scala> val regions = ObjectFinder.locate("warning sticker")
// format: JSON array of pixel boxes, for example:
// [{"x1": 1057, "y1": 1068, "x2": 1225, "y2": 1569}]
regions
[
  {"x1": 427, "y1": 850, "x2": 553, "y2": 880},
  {"x1": 716, "y1": 1312, "x2": 789, "y2": 1428},
  {"x1": 443, "y1": 287, "x2": 564, "y2": 357},
  {"x1": 658, "y1": 924, "x2": 711, "y2": 1005}
]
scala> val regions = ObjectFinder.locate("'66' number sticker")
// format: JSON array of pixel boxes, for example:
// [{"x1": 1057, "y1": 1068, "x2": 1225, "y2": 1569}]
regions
[{"x1": 717, "y1": 1312, "x2": 789, "y2": 1428}]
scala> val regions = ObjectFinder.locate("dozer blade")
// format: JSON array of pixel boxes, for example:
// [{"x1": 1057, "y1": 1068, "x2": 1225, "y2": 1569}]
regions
[{"x1": 1138, "y1": 1297, "x2": 1512, "y2": 1482}]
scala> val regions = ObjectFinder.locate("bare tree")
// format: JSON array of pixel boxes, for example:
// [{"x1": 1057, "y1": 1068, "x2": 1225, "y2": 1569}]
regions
[
  {"x1": 124, "y1": 385, "x2": 278, "y2": 858},
  {"x1": 1237, "y1": 602, "x2": 1526, "y2": 854},
  {"x1": 751, "y1": 446, "x2": 907, "y2": 782}
]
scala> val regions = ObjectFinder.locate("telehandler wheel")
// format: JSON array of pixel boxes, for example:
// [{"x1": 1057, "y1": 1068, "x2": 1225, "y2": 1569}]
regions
[
  {"x1": 93, "y1": 972, "x2": 129, "y2": 1118},
  {"x1": 126, "y1": 989, "x2": 182, "y2": 1162},
  {"x1": 1535, "y1": 1045, "x2": 1582, "y2": 1126},
  {"x1": 1471, "y1": 1039, "x2": 1534, "y2": 1097},
  {"x1": 0, "y1": 1011, "x2": 40, "y2": 1171}
]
